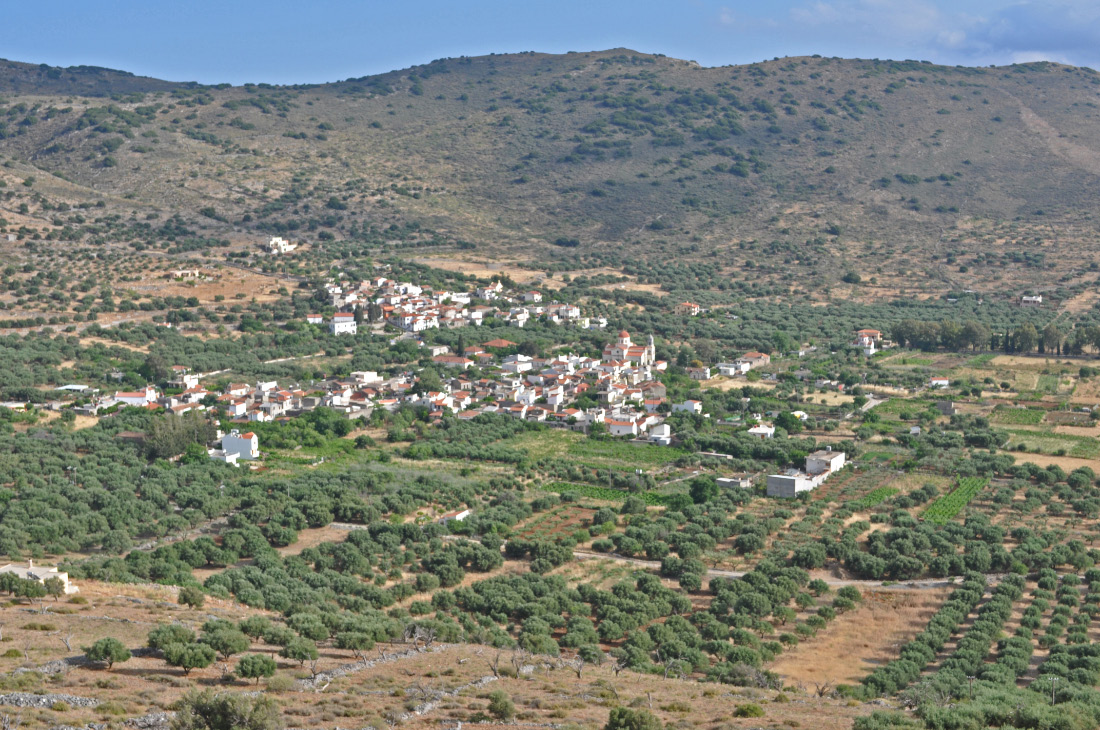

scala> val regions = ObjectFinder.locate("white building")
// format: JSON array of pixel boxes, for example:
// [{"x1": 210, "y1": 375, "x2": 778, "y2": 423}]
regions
[
  {"x1": 222, "y1": 430, "x2": 259, "y2": 460},
  {"x1": 438, "y1": 508, "x2": 472, "y2": 524},
  {"x1": 0, "y1": 560, "x2": 78, "y2": 594},
  {"x1": 330, "y1": 314, "x2": 358, "y2": 335},
  {"x1": 649, "y1": 423, "x2": 672, "y2": 446},
  {"x1": 717, "y1": 477, "x2": 753, "y2": 490},
  {"x1": 113, "y1": 386, "x2": 157, "y2": 407},
  {"x1": 767, "y1": 449, "x2": 846, "y2": 498},
  {"x1": 266, "y1": 236, "x2": 298, "y2": 254},
  {"x1": 806, "y1": 449, "x2": 846, "y2": 475},
  {"x1": 717, "y1": 362, "x2": 750, "y2": 377},
  {"x1": 672, "y1": 400, "x2": 703, "y2": 415},
  {"x1": 747, "y1": 424, "x2": 775, "y2": 439}
]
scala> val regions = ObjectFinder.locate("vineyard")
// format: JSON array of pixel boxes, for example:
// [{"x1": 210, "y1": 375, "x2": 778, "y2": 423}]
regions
[
  {"x1": 853, "y1": 486, "x2": 899, "y2": 510},
  {"x1": 990, "y1": 406, "x2": 1046, "y2": 426},
  {"x1": 566, "y1": 439, "x2": 687, "y2": 468},
  {"x1": 922, "y1": 477, "x2": 989, "y2": 524}
]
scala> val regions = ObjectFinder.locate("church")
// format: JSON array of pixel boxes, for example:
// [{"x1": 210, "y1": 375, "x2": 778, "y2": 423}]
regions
[{"x1": 602, "y1": 330, "x2": 656, "y2": 367}]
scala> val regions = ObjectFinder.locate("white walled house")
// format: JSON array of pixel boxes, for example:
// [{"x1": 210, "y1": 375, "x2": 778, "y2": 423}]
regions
[
  {"x1": 607, "y1": 419, "x2": 639, "y2": 437},
  {"x1": 114, "y1": 386, "x2": 157, "y2": 407},
  {"x1": 807, "y1": 449, "x2": 846, "y2": 475},
  {"x1": 0, "y1": 560, "x2": 78, "y2": 594},
  {"x1": 330, "y1": 314, "x2": 358, "y2": 335},
  {"x1": 222, "y1": 430, "x2": 259, "y2": 460},
  {"x1": 747, "y1": 424, "x2": 775, "y2": 439},
  {"x1": 650, "y1": 423, "x2": 672, "y2": 445},
  {"x1": 266, "y1": 236, "x2": 298, "y2": 254},
  {"x1": 672, "y1": 400, "x2": 703, "y2": 415}
]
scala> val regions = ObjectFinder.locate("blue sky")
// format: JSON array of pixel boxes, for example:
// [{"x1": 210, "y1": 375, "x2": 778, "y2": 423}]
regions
[{"x1": 5, "y1": 0, "x2": 1099, "y2": 84}]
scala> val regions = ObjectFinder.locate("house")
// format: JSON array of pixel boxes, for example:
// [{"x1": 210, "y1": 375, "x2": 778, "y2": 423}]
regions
[
  {"x1": 330, "y1": 314, "x2": 358, "y2": 336},
  {"x1": 935, "y1": 400, "x2": 957, "y2": 416},
  {"x1": 747, "y1": 424, "x2": 775, "y2": 439},
  {"x1": 483, "y1": 338, "x2": 517, "y2": 350},
  {"x1": 306, "y1": 314, "x2": 324, "y2": 325},
  {"x1": 0, "y1": 560, "x2": 78, "y2": 594},
  {"x1": 929, "y1": 377, "x2": 950, "y2": 389},
  {"x1": 853, "y1": 331, "x2": 878, "y2": 356},
  {"x1": 607, "y1": 419, "x2": 640, "y2": 437},
  {"x1": 855, "y1": 329, "x2": 883, "y2": 342},
  {"x1": 672, "y1": 400, "x2": 703, "y2": 415},
  {"x1": 522, "y1": 291, "x2": 543, "y2": 303},
  {"x1": 678, "y1": 302, "x2": 701, "y2": 316},
  {"x1": 1020, "y1": 295, "x2": 1043, "y2": 307},
  {"x1": 438, "y1": 508, "x2": 471, "y2": 524},
  {"x1": 433, "y1": 355, "x2": 474, "y2": 370},
  {"x1": 806, "y1": 449, "x2": 846, "y2": 475},
  {"x1": 737, "y1": 352, "x2": 771, "y2": 370},
  {"x1": 717, "y1": 477, "x2": 753, "y2": 490},
  {"x1": 207, "y1": 449, "x2": 240, "y2": 467},
  {"x1": 169, "y1": 366, "x2": 199, "y2": 390},
  {"x1": 649, "y1": 423, "x2": 672, "y2": 445},
  {"x1": 114, "y1": 386, "x2": 157, "y2": 407},
  {"x1": 685, "y1": 366, "x2": 711, "y2": 381},
  {"x1": 222, "y1": 430, "x2": 259, "y2": 460},
  {"x1": 266, "y1": 236, "x2": 298, "y2": 254},
  {"x1": 717, "y1": 362, "x2": 750, "y2": 377},
  {"x1": 425, "y1": 344, "x2": 450, "y2": 357}
]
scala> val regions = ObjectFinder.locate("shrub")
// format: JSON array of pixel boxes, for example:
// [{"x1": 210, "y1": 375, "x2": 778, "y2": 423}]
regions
[
  {"x1": 178, "y1": 585, "x2": 205, "y2": 609},
  {"x1": 734, "y1": 703, "x2": 765, "y2": 718},
  {"x1": 170, "y1": 689, "x2": 282, "y2": 730},
  {"x1": 605, "y1": 707, "x2": 663, "y2": 730},
  {"x1": 487, "y1": 690, "x2": 515, "y2": 720}
]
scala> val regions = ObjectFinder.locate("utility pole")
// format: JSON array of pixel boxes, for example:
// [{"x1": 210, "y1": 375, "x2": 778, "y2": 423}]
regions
[
  {"x1": 967, "y1": 675, "x2": 975, "y2": 700},
  {"x1": 1051, "y1": 676, "x2": 1058, "y2": 706}
]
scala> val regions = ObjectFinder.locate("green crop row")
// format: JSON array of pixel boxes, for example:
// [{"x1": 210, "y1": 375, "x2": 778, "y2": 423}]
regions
[
  {"x1": 853, "y1": 486, "x2": 899, "y2": 509},
  {"x1": 923, "y1": 477, "x2": 988, "y2": 524}
]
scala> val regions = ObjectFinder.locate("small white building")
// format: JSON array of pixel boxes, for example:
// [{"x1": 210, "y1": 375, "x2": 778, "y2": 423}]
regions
[
  {"x1": 649, "y1": 423, "x2": 672, "y2": 446},
  {"x1": 330, "y1": 314, "x2": 358, "y2": 336},
  {"x1": 222, "y1": 430, "x2": 259, "y2": 460},
  {"x1": 438, "y1": 508, "x2": 471, "y2": 524},
  {"x1": 929, "y1": 377, "x2": 950, "y2": 389},
  {"x1": 717, "y1": 476, "x2": 753, "y2": 490},
  {"x1": 306, "y1": 314, "x2": 324, "y2": 325},
  {"x1": 267, "y1": 236, "x2": 298, "y2": 254},
  {"x1": 672, "y1": 400, "x2": 703, "y2": 415},
  {"x1": 717, "y1": 362, "x2": 750, "y2": 377},
  {"x1": 747, "y1": 424, "x2": 775, "y2": 439},
  {"x1": 1020, "y1": 295, "x2": 1043, "y2": 307},
  {"x1": 806, "y1": 449, "x2": 846, "y2": 475},
  {"x1": 0, "y1": 560, "x2": 78, "y2": 594},
  {"x1": 114, "y1": 386, "x2": 157, "y2": 407}
]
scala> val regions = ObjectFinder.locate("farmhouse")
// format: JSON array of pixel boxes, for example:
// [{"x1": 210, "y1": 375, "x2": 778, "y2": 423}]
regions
[
  {"x1": 747, "y1": 423, "x2": 775, "y2": 439},
  {"x1": 0, "y1": 560, "x2": 78, "y2": 594},
  {"x1": 266, "y1": 236, "x2": 297, "y2": 254},
  {"x1": 438, "y1": 509, "x2": 471, "y2": 524},
  {"x1": 678, "y1": 301, "x2": 701, "y2": 316},
  {"x1": 1020, "y1": 295, "x2": 1043, "y2": 307},
  {"x1": 929, "y1": 377, "x2": 950, "y2": 389}
]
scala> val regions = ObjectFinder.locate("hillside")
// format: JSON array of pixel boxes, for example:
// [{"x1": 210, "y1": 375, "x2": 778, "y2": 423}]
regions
[{"x1": 1, "y1": 49, "x2": 1100, "y2": 304}]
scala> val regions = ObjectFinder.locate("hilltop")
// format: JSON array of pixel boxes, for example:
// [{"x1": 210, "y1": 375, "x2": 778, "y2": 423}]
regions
[{"x1": 1, "y1": 49, "x2": 1099, "y2": 304}]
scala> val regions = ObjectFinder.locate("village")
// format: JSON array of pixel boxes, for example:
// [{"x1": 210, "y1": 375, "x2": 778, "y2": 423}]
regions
[{"x1": 17, "y1": 263, "x2": 874, "y2": 503}]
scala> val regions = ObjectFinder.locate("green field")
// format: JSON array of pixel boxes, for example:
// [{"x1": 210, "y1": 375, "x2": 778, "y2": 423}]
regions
[
  {"x1": 853, "y1": 486, "x2": 900, "y2": 509},
  {"x1": 1004, "y1": 429, "x2": 1100, "y2": 458},
  {"x1": 991, "y1": 407, "x2": 1046, "y2": 426},
  {"x1": 923, "y1": 477, "x2": 989, "y2": 525},
  {"x1": 566, "y1": 439, "x2": 688, "y2": 468},
  {"x1": 540, "y1": 481, "x2": 671, "y2": 506}
]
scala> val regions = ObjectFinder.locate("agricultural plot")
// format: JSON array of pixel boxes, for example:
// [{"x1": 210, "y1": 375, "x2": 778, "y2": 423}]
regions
[
  {"x1": 1004, "y1": 428, "x2": 1100, "y2": 458},
  {"x1": 540, "y1": 481, "x2": 671, "y2": 505},
  {"x1": 922, "y1": 477, "x2": 989, "y2": 524},
  {"x1": 991, "y1": 406, "x2": 1046, "y2": 426},
  {"x1": 565, "y1": 439, "x2": 687, "y2": 469},
  {"x1": 853, "y1": 486, "x2": 900, "y2": 509}
]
